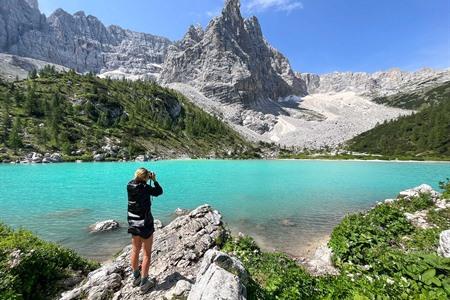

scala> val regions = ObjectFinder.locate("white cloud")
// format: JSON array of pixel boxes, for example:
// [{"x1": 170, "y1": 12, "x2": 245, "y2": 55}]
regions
[
  {"x1": 206, "y1": 7, "x2": 221, "y2": 17},
  {"x1": 246, "y1": 0, "x2": 303, "y2": 13}
]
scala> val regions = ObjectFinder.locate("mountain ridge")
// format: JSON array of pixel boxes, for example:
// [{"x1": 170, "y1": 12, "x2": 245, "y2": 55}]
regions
[
  {"x1": 1, "y1": 0, "x2": 449, "y2": 150},
  {"x1": 0, "y1": 0, "x2": 172, "y2": 78}
]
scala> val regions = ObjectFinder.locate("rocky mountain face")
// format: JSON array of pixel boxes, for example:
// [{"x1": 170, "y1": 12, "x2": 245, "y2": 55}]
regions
[
  {"x1": 0, "y1": 0, "x2": 172, "y2": 79},
  {"x1": 159, "y1": 0, "x2": 306, "y2": 106},
  {"x1": 298, "y1": 68, "x2": 450, "y2": 97}
]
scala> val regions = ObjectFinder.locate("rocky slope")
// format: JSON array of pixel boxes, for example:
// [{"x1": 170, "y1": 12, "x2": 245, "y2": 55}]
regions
[
  {"x1": 59, "y1": 205, "x2": 249, "y2": 300},
  {"x1": 299, "y1": 68, "x2": 450, "y2": 97},
  {"x1": 0, "y1": 53, "x2": 68, "y2": 80},
  {"x1": 0, "y1": 0, "x2": 172, "y2": 79}
]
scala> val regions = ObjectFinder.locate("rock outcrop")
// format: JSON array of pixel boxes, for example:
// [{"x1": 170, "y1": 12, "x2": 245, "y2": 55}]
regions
[
  {"x1": 89, "y1": 220, "x2": 120, "y2": 233},
  {"x1": 60, "y1": 205, "x2": 248, "y2": 300},
  {"x1": 398, "y1": 184, "x2": 442, "y2": 202},
  {"x1": 301, "y1": 243, "x2": 339, "y2": 276},
  {"x1": 437, "y1": 230, "x2": 450, "y2": 258},
  {"x1": 0, "y1": 0, "x2": 172, "y2": 78},
  {"x1": 187, "y1": 249, "x2": 248, "y2": 300}
]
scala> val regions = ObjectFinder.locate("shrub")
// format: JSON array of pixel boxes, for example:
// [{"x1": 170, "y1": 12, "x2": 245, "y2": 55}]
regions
[{"x1": 0, "y1": 222, "x2": 99, "y2": 300}]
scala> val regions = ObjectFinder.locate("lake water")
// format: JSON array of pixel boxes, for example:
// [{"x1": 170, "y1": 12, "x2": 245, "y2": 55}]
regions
[{"x1": 0, "y1": 160, "x2": 449, "y2": 261}]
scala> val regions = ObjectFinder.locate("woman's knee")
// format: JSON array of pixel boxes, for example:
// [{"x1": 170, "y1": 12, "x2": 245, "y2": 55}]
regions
[
  {"x1": 131, "y1": 236, "x2": 142, "y2": 252},
  {"x1": 142, "y1": 235, "x2": 153, "y2": 257}
]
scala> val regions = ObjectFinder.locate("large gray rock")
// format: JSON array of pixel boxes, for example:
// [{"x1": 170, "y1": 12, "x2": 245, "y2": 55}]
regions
[
  {"x1": 187, "y1": 249, "x2": 248, "y2": 300},
  {"x1": 60, "y1": 204, "x2": 227, "y2": 300},
  {"x1": 89, "y1": 220, "x2": 120, "y2": 233},
  {"x1": 437, "y1": 230, "x2": 450, "y2": 258},
  {"x1": 302, "y1": 244, "x2": 339, "y2": 276},
  {"x1": 398, "y1": 184, "x2": 440, "y2": 200}
]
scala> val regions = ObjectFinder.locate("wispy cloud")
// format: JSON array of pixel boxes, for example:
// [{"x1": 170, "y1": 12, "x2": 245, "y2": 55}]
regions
[
  {"x1": 206, "y1": 7, "x2": 221, "y2": 17},
  {"x1": 246, "y1": 0, "x2": 303, "y2": 13}
]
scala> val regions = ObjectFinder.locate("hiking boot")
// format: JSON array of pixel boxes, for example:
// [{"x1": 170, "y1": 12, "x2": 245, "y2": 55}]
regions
[
  {"x1": 132, "y1": 270, "x2": 141, "y2": 287},
  {"x1": 140, "y1": 276, "x2": 156, "y2": 293}
]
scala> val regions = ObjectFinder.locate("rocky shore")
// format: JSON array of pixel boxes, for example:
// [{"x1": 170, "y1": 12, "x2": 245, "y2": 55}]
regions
[
  {"x1": 57, "y1": 183, "x2": 450, "y2": 299},
  {"x1": 60, "y1": 205, "x2": 248, "y2": 300},
  {"x1": 1, "y1": 182, "x2": 449, "y2": 299}
]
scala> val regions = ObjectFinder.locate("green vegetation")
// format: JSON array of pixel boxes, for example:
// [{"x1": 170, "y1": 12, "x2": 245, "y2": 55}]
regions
[
  {"x1": 221, "y1": 181, "x2": 450, "y2": 299},
  {"x1": 372, "y1": 81, "x2": 450, "y2": 110},
  {"x1": 348, "y1": 82, "x2": 450, "y2": 159},
  {"x1": 0, "y1": 222, "x2": 99, "y2": 300},
  {"x1": 0, "y1": 67, "x2": 258, "y2": 162}
]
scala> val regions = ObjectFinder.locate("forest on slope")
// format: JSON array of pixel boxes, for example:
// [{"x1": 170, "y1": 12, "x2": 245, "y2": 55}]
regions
[
  {"x1": 348, "y1": 81, "x2": 450, "y2": 159},
  {"x1": 0, "y1": 67, "x2": 256, "y2": 162}
]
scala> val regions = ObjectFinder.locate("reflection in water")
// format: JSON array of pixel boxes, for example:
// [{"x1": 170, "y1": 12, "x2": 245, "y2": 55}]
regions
[
  {"x1": 1, "y1": 160, "x2": 448, "y2": 262},
  {"x1": 45, "y1": 208, "x2": 92, "y2": 218},
  {"x1": 229, "y1": 211, "x2": 351, "y2": 258}
]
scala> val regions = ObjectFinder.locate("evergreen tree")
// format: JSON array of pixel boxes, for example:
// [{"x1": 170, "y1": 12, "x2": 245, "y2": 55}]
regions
[
  {"x1": 1, "y1": 110, "x2": 11, "y2": 144},
  {"x1": 8, "y1": 117, "x2": 23, "y2": 149}
]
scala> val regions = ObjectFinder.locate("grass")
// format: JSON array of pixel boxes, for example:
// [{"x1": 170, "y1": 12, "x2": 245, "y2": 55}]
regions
[{"x1": 220, "y1": 181, "x2": 450, "y2": 299}]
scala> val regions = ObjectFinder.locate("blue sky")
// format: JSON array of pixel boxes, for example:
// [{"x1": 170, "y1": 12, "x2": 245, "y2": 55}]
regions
[{"x1": 38, "y1": 0, "x2": 450, "y2": 74}]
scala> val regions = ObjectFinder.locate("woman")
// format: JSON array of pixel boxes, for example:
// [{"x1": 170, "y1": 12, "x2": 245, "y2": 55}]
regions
[{"x1": 127, "y1": 167, "x2": 163, "y2": 293}]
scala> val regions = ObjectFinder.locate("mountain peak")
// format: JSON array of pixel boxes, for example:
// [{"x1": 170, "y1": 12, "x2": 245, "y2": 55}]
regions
[
  {"x1": 24, "y1": 0, "x2": 39, "y2": 10},
  {"x1": 222, "y1": 0, "x2": 242, "y2": 20},
  {"x1": 73, "y1": 11, "x2": 86, "y2": 18}
]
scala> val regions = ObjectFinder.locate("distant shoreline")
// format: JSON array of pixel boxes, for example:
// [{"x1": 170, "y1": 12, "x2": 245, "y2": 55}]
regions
[
  {"x1": 277, "y1": 158, "x2": 450, "y2": 163},
  {"x1": 2, "y1": 157, "x2": 450, "y2": 165}
]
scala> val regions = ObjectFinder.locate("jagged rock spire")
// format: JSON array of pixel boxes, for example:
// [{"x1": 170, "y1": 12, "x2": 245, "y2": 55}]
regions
[
  {"x1": 24, "y1": 0, "x2": 39, "y2": 10},
  {"x1": 222, "y1": 0, "x2": 241, "y2": 17},
  {"x1": 160, "y1": 0, "x2": 306, "y2": 107}
]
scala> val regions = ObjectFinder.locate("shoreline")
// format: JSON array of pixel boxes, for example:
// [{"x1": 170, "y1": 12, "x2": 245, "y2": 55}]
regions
[{"x1": 2, "y1": 157, "x2": 450, "y2": 165}]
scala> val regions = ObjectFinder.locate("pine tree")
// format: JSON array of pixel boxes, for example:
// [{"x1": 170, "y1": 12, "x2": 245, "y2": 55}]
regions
[
  {"x1": 8, "y1": 117, "x2": 23, "y2": 149},
  {"x1": 1, "y1": 110, "x2": 11, "y2": 144}
]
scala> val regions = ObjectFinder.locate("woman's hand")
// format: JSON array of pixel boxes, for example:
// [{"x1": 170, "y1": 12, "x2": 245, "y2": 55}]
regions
[{"x1": 149, "y1": 172, "x2": 156, "y2": 182}]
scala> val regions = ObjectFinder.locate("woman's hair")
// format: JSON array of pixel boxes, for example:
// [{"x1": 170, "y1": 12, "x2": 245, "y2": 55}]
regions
[{"x1": 134, "y1": 167, "x2": 149, "y2": 182}]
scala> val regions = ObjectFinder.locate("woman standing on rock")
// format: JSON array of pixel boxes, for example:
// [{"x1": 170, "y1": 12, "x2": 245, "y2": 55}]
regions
[{"x1": 127, "y1": 167, "x2": 163, "y2": 293}]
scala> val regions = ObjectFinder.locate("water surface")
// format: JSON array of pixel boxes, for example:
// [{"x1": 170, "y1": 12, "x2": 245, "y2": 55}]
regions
[{"x1": 0, "y1": 160, "x2": 448, "y2": 260}]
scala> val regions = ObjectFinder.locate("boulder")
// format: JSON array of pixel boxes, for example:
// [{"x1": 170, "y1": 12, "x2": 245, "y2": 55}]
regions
[
  {"x1": 89, "y1": 220, "x2": 120, "y2": 233},
  {"x1": 437, "y1": 230, "x2": 450, "y2": 258},
  {"x1": 187, "y1": 249, "x2": 248, "y2": 300},
  {"x1": 42, "y1": 157, "x2": 52, "y2": 163},
  {"x1": 398, "y1": 184, "x2": 439, "y2": 200},
  {"x1": 134, "y1": 154, "x2": 149, "y2": 162},
  {"x1": 50, "y1": 152, "x2": 63, "y2": 162},
  {"x1": 32, "y1": 152, "x2": 43, "y2": 163},
  {"x1": 154, "y1": 219, "x2": 163, "y2": 230},
  {"x1": 93, "y1": 153, "x2": 105, "y2": 162},
  {"x1": 434, "y1": 198, "x2": 450, "y2": 210},
  {"x1": 404, "y1": 210, "x2": 434, "y2": 229},
  {"x1": 60, "y1": 205, "x2": 226, "y2": 300},
  {"x1": 164, "y1": 279, "x2": 192, "y2": 300},
  {"x1": 303, "y1": 244, "x2": 339, "y2": 276},
  {"x1": 174, "y1": 208, "x2": 190, "y2": 216}
]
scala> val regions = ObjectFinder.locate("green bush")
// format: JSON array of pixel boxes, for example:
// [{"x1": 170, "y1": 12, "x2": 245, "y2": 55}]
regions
[
  {"x1": 0, "y1": 222, "x2": 99, "y2": 300},
  {"x1": 221, "y1": 186, "x2": 450, "y2": 299}
]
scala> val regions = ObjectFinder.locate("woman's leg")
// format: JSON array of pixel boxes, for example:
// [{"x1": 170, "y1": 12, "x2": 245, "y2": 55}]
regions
[
  {"x1": 131, "y1": 235, "x2": 142, "y2": 272},
  {"x1": 141, "y1": 234, "x2": 154, "y2": 278}
]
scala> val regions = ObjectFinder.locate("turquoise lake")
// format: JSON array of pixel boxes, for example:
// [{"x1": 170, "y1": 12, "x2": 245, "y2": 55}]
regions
[{"x1": 0, "y1": 160, "x2": 449, "y2": 261}]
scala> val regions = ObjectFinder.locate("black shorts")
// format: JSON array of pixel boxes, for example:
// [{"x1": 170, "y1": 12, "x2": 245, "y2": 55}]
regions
[{"x1": 128, "y1": 224, "x2": 154, "y2": 239}]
